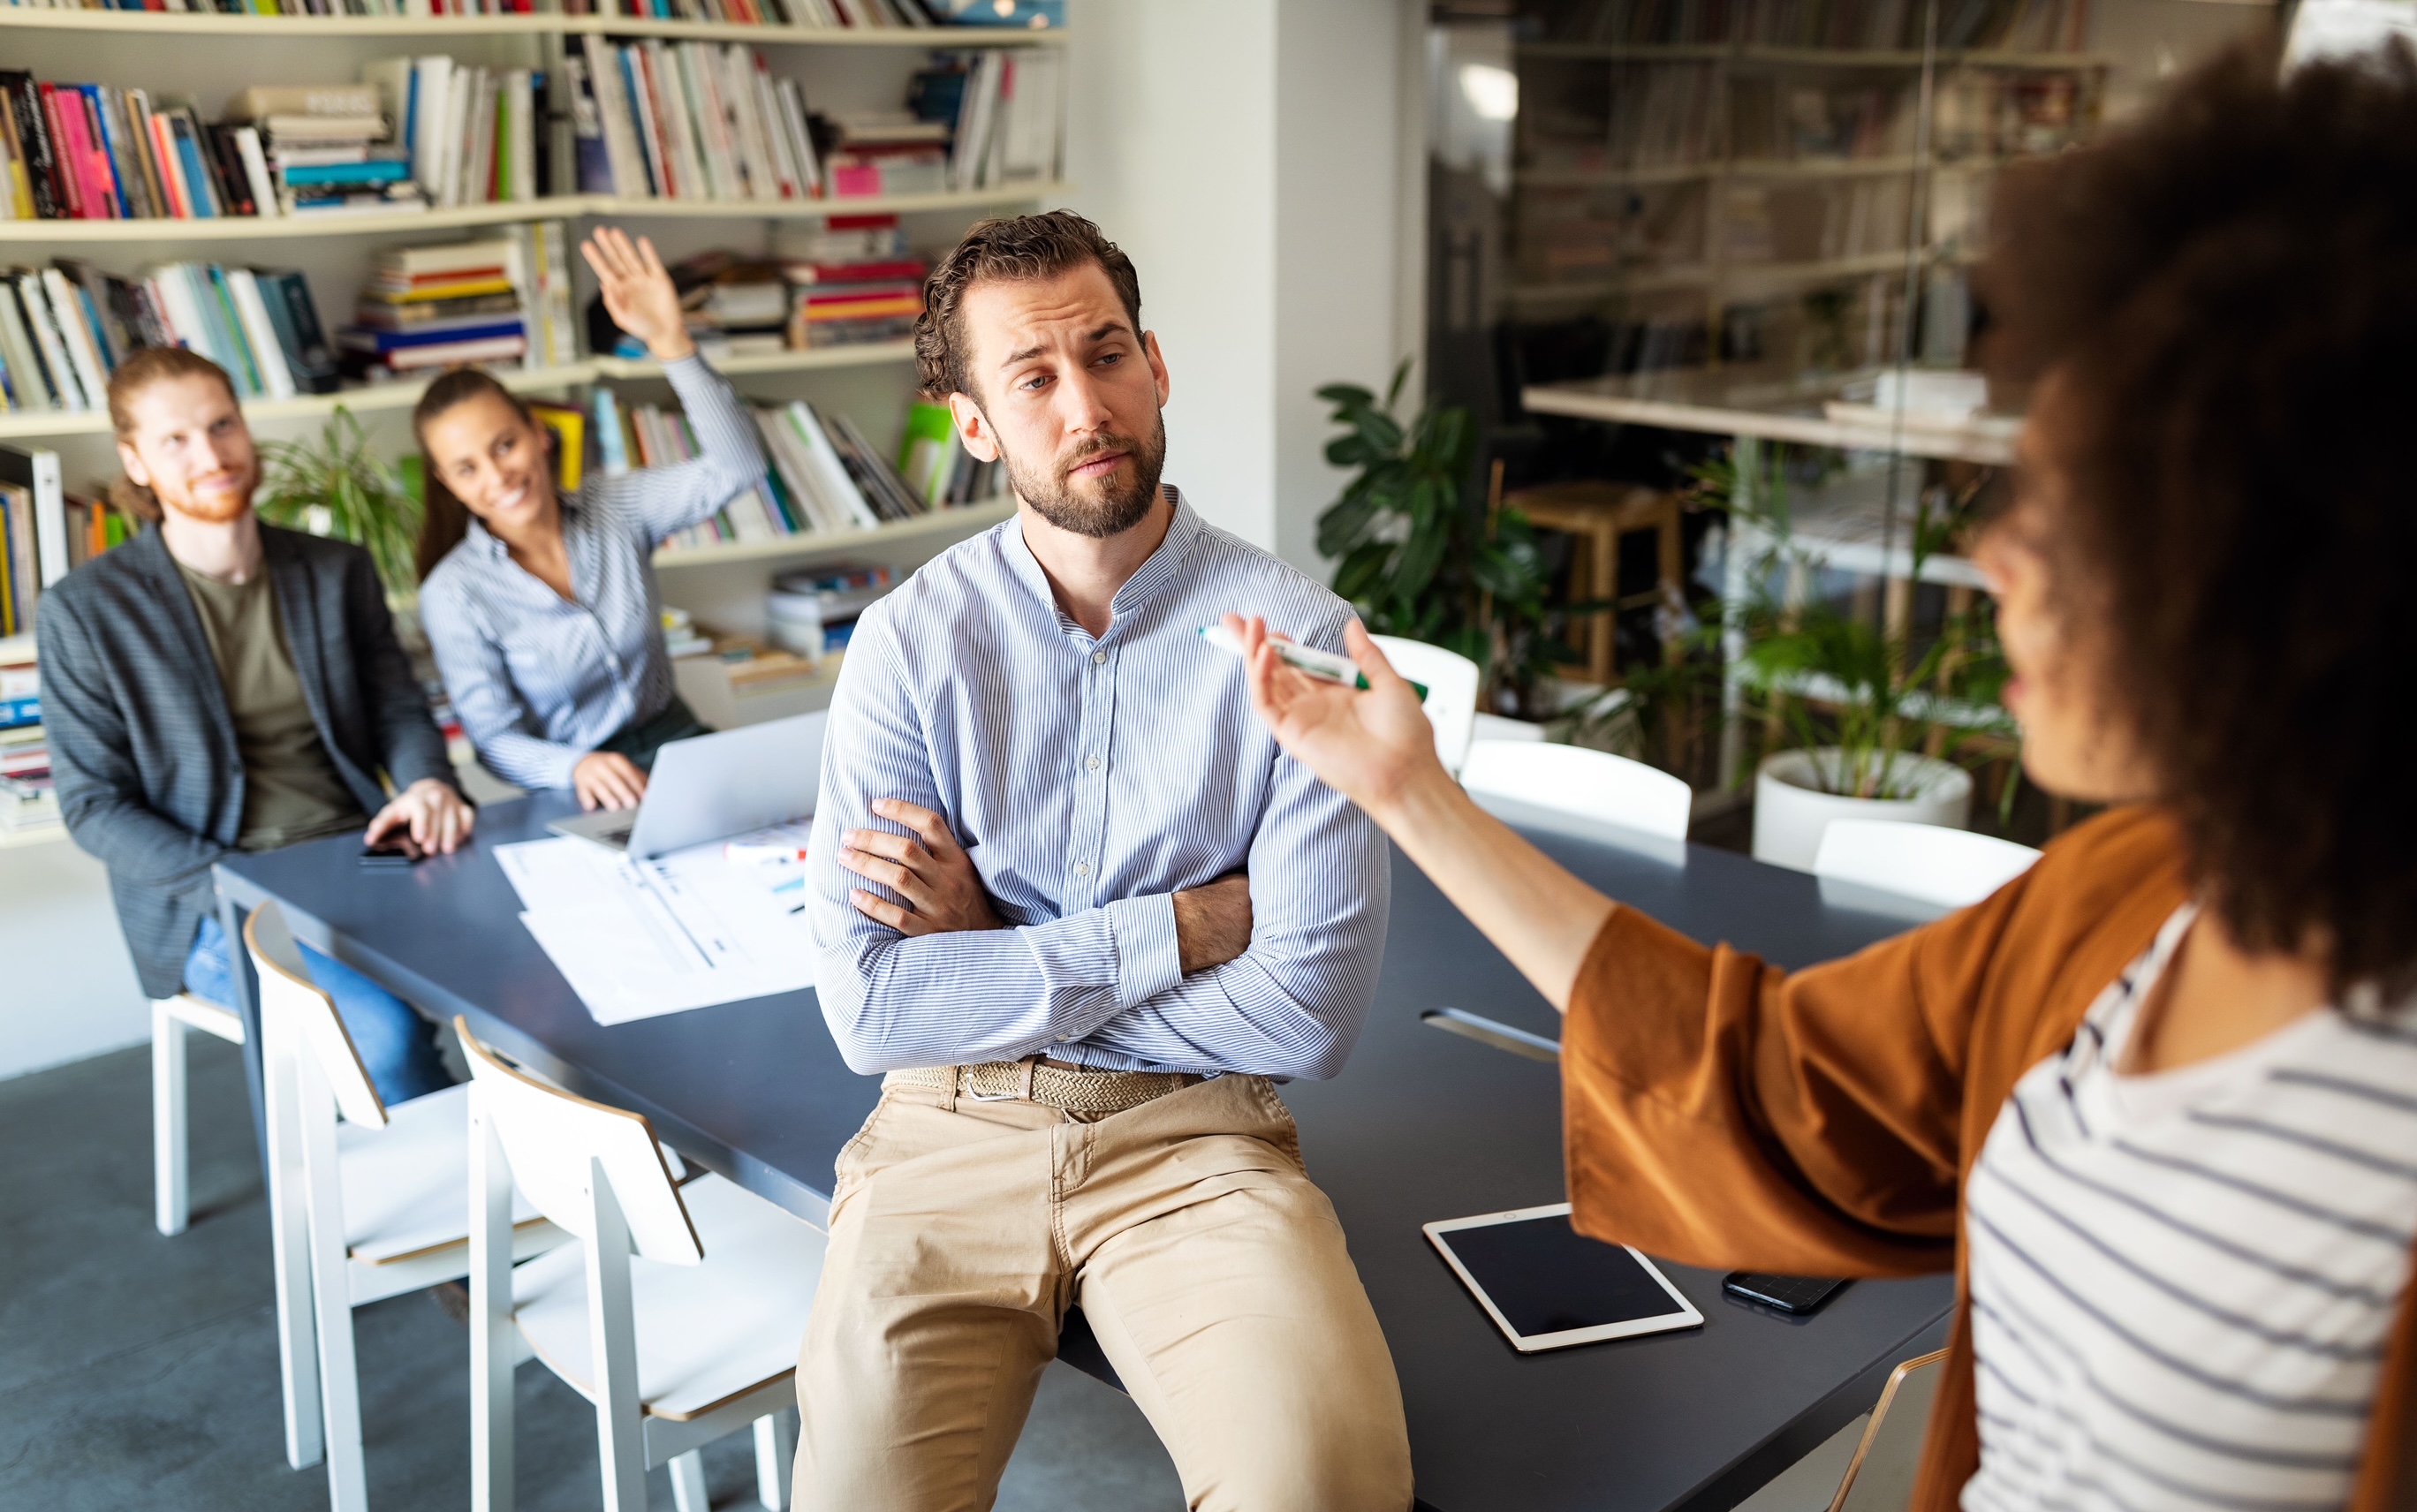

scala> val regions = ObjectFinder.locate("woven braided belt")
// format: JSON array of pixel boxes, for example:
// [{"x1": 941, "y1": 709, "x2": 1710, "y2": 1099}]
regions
[{"x1": 886, "y1": 1059, "x2": 1204, "y2": 1118}]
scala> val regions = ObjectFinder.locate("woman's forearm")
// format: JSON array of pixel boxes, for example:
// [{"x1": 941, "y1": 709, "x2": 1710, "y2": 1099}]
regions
[{"x1": 1371, "y1": 767, "x2": 1618, "y2": 1013}]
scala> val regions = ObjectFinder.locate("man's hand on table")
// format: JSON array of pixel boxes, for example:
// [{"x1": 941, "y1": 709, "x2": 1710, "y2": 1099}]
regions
[
  {"x1": 366, "y1": 778, "x2": 475, "y2": 855},
  {"x1": 841, "y1": 798, "x2": 1007, "y2": 935},
  {"x1": 842, "y1": 797, "x2": 1254, "y2": 974}
]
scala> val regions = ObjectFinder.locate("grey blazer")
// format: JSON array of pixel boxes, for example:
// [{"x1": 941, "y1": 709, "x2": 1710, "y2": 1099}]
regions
[{"x1": 36, "y1": 525, "x2": 459, "y2": 998}]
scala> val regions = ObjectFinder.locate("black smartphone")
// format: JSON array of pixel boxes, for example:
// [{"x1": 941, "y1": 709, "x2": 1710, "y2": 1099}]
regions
[
  {"x1": 358, "y1": 834, "x2": 425, "y2": 868},
  {"x1": 1722, "y1": 1272, "x2": 1848, "y2": 1316}
]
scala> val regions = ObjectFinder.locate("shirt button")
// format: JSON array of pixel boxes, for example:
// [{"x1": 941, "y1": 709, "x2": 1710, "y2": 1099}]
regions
[
  {"x1": 1091, "y1": 650, "x2": 1108, "y2": 666},
  {"x1": 1074, "y1": 861, "x2": 1091, "y2": 877},
  {"x1": 1086, "y1": 755, "x2": 1102, "y2": 773}
]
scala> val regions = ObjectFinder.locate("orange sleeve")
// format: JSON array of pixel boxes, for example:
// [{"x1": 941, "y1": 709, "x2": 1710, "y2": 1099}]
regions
[{"x1": 1558, "y1": 872, "x2": 2035, "y2": 1278}]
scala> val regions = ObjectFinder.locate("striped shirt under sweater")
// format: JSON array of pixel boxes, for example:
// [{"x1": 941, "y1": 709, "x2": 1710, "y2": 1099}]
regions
[
  {"x1": 806, "y1": 490, "x2": 1390, "y2": 1079},
  {"x1": 1965, "y1": 904, "x2": 2417, "y2": 1512},
  {"x1": 419, "y1": 354, "x2": 764, "y2": 791}
]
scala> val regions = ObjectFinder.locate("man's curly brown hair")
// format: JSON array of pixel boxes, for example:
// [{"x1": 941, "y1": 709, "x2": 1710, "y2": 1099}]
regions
[
  {"x1": 914, "y1": 209, "x2": 1143, "y2": 403},
  {"x1": 1979, "y1": 40, "x2": 2417, "y2": 998}
]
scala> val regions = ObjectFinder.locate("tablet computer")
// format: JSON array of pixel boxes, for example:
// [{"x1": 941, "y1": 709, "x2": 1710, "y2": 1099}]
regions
[{"x1": 1424, "y1": 1202, "x2": 1705, "y2": 1353}]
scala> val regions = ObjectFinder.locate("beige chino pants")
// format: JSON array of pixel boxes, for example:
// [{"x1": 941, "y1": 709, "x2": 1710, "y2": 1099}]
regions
[{"x1": 792, "y1": 1070, "x2": 1413, "y2": 1512}]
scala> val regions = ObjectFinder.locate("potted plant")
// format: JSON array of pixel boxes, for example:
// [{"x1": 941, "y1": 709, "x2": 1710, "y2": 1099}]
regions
[
  {"x1": 1701, "y1": 446, "x2": 2016, "y2": 869},
  {"x1": 254, "y1": 406, "x2": 425, "y2": 602},
  {"x1": 1314, "y1": 362, "x2": 1562, "y2": 699}
]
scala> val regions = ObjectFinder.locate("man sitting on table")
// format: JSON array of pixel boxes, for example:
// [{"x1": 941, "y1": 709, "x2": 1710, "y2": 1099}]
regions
[
  {"x1": 799, "y1": 211, "x2": 1412, "y2": 1511},
  {"x1": 40, "y1": 346, "x2": 474, "y2": 1107}
]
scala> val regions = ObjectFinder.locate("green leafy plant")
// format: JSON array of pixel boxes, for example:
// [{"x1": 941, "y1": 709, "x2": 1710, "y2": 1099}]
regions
[
  {"x1": 1315, "y1": 362, "x2": 1565, "y2": 693},
  {"x1": 254, "y1": 406, "x2": 424, "y2": 597},
  {"x1": 1701, "y1": 443, "x2": 2016, "y2": 800}
]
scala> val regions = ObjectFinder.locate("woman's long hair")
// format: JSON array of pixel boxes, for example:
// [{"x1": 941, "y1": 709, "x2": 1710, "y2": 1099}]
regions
[{"x1": 413, "y1": 367, "x2": 543, "y2": 583}]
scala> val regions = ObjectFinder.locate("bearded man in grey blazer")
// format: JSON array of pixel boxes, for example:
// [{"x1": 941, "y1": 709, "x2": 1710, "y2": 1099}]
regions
[{"x1": 39, "y1": 346, "x2": 474, "y2": 1107}]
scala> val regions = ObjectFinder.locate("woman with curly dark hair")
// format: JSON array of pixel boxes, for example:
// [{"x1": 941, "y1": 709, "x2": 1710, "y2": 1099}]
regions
[{"x1": 1225, "y1": 39, "x2": 2417, "y2": 1512}]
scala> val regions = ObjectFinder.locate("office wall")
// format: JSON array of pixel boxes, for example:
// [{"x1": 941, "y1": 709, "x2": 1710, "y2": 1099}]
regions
[
  {"x1": 1066, "y1": 0, "x2": 1413, "y2": 580},
  {"x1": 0, "y1": 842, "x2": 149, "y2": 1081}
]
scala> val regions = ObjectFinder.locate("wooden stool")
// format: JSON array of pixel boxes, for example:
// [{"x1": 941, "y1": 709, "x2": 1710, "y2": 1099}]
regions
[{"x1": 1504, "y1": 481, "x2": 1686, "y2": 684}]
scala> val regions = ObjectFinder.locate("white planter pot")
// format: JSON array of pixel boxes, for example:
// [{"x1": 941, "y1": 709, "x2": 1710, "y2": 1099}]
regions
[{"x1": 1752, "y1": 748, "x2": 1972, "y2": 873}]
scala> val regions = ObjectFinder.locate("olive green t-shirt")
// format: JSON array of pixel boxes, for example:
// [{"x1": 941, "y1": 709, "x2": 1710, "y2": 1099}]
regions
[{"x1": 176, "y1": 563, "x2": 367, "y2": 852}]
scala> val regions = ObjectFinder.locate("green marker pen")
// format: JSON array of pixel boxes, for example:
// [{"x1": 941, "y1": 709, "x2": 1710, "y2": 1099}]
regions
[{"x1": 1199, "y1": 624, "x2": 1428, "y2": 700}]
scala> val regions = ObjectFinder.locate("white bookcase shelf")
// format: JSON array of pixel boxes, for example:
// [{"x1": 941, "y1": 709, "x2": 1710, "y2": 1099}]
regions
[
  {"x1": 0, "y1": 9, "x2": 1067, "y2": 44},
  {"x1": 0, "y1": 183, "x2": 1073, "y2": 244},
  {"x1": 649, "y1": 494, "x2": 1010, "y2": 569},
  {"x1": 0, "y1": 342, "x2": 917, "y2": 439}
]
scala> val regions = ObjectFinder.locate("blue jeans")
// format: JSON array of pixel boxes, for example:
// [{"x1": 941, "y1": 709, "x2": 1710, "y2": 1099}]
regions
[{"x1": 185, "y1": 915, "x2": 453, "y2": 1107}]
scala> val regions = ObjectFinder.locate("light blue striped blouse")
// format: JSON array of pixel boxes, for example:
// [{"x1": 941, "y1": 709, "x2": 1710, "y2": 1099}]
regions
[
  {"x1": 418, "y1": 355, "x2": 765, "y2": 790},
  {"x1": 807, "y1": 492, "x2": 1391, "y2": 1079}
]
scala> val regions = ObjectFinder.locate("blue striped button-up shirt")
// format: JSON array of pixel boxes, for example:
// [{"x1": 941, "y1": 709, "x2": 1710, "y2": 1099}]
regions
[
  {"x1": 807, "y1": 492, "x2": 1390, "y2": 1079},
  {"x1": 419, "y1": 355, "x2": 765, "y2": 790}
]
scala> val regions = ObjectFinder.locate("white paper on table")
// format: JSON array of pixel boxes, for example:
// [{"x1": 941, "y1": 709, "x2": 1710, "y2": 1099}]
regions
[{"x1": 496, "y1": 835, "x2": 821, "y2": 1025}]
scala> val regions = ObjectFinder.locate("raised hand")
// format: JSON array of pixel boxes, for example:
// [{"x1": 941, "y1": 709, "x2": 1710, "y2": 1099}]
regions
[
  {"x1": 580, "y1": 226, "x2": 695, "y2": 363},
  {"x1": 1224, "y1": 613, "x2": 1444, "y2": 821}
]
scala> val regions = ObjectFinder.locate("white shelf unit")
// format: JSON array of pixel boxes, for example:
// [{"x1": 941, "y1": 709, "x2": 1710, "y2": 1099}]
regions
[
  {"x1": 0, "y1": 341, "x2": 921, "y2": 439},
  {"x1": 0, "y1": 9, "x2": 1067, "y2": 44},
  {"x1": 650, "y1": 494, "x2": 1009, "y2": 570}
]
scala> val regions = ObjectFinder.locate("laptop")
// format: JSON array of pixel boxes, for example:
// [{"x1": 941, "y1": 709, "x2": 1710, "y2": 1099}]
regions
[{"x1": 547, "y1": 711, "x2": 827, "y2": 859}]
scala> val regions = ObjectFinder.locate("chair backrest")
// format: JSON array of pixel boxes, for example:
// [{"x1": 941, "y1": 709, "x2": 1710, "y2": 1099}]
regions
[
  {"x1": 1814, "y1": 820, "x2": 2042, "y2": 910},
  {"x1": 1369, "y1": 635, "x2": 1483, "y2": 775},
  {"x1": 1830, "y1": 1349, "x2": 1948, "y2": 1512},
  {"x1": 1459, "y1": 740, "x2": 1693, "y2": 842},
  {"x1": 454, "y1": 1017, "x2": 702, "y2": 1266},
  {"x1": 245, "y1": 903, "x2": 385, "y2": 1130}
]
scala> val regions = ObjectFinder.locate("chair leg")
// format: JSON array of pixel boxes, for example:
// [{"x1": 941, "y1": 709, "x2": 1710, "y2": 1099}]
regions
[
  {"x1": 153, "y1": 1005, "x2": 188, "y2": 1237},
  {"x1": 586, "y1": 1161, "x2": 648, "y2": 1512},
  {"x1": 669, "y1": 1451, "x2": 709, "y2": 1512},
  {"x1": 470, "y1": 1088, "x2": 518, "y2": 1512},
  {"x1": 263, "y1": 1021, "x2": 324, "y2": 1471},
  {"x1": 296, "y1": 1047, "x2": 369, "y2": 1512},
  {"x1": 753, "y1": 1412, "x2": 792, "y2": 1511}
]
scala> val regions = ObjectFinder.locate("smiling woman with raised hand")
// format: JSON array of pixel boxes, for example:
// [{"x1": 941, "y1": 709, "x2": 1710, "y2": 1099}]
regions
[
  {"x1": 1233, "y1": 43, "x2": 2417, "y2": 1512},
  {"x1": 414, "y1": 226, "x2": 768, "y2": 809}
]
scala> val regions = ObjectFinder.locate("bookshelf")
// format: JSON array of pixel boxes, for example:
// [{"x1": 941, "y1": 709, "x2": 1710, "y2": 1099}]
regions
[
  {"x1": 1507, "y1": 26, "x2": 2109, "y2": 372},
  {"x1": 0, "y1": 184, "x2": 1072, "y2": 246},
  {"x1": 0, "y1": 10, "x2": 1069, "y2": 45},
  {"x1": 650, "y1": 492, "x2": 1008, "y2": 569}
]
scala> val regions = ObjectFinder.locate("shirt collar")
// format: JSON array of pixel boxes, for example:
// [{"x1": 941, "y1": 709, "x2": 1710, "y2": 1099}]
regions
[{"x1": 1003, "y1": 486, "x2": 1201, "y2": 642}]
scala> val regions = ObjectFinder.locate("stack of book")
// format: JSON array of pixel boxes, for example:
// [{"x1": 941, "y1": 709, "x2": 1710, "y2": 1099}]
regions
[
  {"x1": 0, "y1": 71, "x2": 273, "y2": 222},
  {"x1": 0, "y1": 260, "x2": 336, "y2": 410},
  {"x1": 226, "y1": 83, "x2": 423, "y2": 218},
  {"x1": 783, "y1": 252, "x2": 927, "y2": 348},
  {"x1": 566, "y1": 39, "x2": 822, "y2": 204},
  {"x1": 510, "y1": 221, "x2": 581, "y2": 368},
  {"x1": 561, "y1": 0, "x2": 963, "y2": 25},
  {"x1": 943, "y1": 49, "x2": 1063, "y2": 192},
  {"x1": 361, "y1": 57, "x2": 542, "y2": 209},
  {"x1": 765, "y1": 560, "x2": 894, "y2": 658},
  {"x1": 822, "y1": 112, "x2": 949, "y2": 198},
  {"x1": 341, "y1": 239, "x2": 528, "y2": 377},
  {"x1": 0, "y1": 649, "x2": 52, "y2": 839}
]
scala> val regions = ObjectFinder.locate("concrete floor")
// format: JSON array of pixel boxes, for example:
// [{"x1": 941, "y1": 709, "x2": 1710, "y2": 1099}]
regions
[{"x1": 0, "y1": 1040, "x2": 1185, "y2": 1512}]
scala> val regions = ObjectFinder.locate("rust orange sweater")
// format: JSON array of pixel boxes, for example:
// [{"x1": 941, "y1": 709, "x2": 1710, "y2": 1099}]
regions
[{"x1": 1560, "y1": 806, "x2": 2417, "y2": 1512}]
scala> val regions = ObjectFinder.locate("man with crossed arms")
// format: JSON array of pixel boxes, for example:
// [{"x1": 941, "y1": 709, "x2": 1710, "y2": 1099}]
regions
[{"x1": 799, "y1": 209, "x2": 1413, "y2": 1509}]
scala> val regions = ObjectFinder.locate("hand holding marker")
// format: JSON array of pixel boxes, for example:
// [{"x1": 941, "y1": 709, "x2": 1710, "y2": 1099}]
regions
[{"x1": 1200, "y1": 624, "x2": 1428, "y2": 700}]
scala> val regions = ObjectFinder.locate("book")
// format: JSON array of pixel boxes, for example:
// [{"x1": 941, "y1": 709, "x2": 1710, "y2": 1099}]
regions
[
  {"x1": 0, "y1": 443, "x2": 66, "y2": 594},
  {"x1": 227, "y1": 84, "x2": 384, "y2": 122}
]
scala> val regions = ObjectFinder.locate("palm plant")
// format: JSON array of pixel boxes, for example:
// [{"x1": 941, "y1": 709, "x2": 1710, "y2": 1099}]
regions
[
  {"x1": 254, "y1": 406, "x2": 424, "y2": 598},
  {"x1": 1315, "y1": 362, "x2": 1563, "y2": 691}
]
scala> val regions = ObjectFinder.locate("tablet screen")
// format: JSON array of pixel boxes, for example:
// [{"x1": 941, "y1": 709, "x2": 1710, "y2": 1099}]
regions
[{"x1": 1425, "y1": 1204, "x2": 1703, "y2": 1350}]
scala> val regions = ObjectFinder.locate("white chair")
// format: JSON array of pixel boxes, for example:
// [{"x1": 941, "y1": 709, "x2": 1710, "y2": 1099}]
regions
[
  {"x1": 1371, "y1": 635, "x2": 1483, "y2": 775},
  {"x1": 1830, "y1": 1349, "x2": 1947, "y2": 1512},
  {"x1": 154, "y1": 990, "x2": 246, "y2": 1236},
  {"x1": 244, "y1": 903, "x2": 563, "y2": 1511},
  {"x1": 1813, "y1": 820, "x2": 2042, "y2": 911},
  {"x1": 1459, "y1": 739, "x2": 1694, "y2": 842},
  {"x1": 458, "y1": 1015, "x2": 822, "y2": 1512}
]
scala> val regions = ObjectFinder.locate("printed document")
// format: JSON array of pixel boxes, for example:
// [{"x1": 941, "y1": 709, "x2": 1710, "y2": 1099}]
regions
[{"x1": 496, "y1": 823, "x2": 816, "y2": 1024}]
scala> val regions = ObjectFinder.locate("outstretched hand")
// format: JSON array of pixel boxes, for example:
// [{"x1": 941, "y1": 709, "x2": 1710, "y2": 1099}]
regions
[
  {"x1": 1223, "y1": 613, "x2": 1447, "y2": 821},
  {"x1": 580, "y1": 226, "x2": 694, "y2": 363}
]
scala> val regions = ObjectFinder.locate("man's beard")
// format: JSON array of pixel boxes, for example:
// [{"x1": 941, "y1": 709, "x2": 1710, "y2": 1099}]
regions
[
  {"x1": 996, "y1": 409, "x2": 1168, "y2": 540},
  {"x1": 164, "y1": 472, "x2": 255, "y2": 525}
]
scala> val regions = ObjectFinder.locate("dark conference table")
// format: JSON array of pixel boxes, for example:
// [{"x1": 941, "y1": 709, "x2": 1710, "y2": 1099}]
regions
[{"x1": 216, "y1": 791, "x2": 1955, "y2": 1512}]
